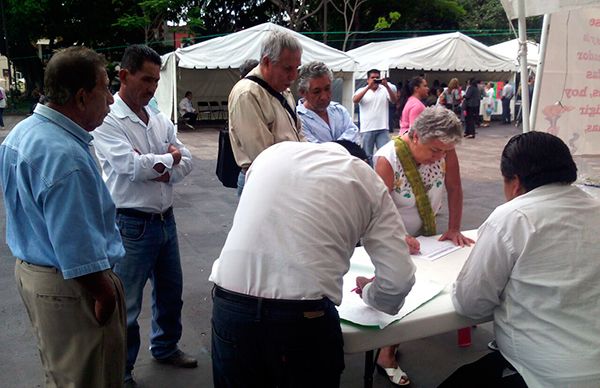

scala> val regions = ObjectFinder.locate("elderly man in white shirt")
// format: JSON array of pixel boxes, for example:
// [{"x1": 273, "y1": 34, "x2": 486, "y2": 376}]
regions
[
  {"x1": 296, "y1": 61, "x2": 359, "y2": 144},
  {"x1": 440, "y1": 131, "x2": 600, "y2": 388},
  {"x1": 209, "y1": 140, "x2": 416, "y2": 388},
  {"x1": 178, "y1": 90, "x2": 197, "y2": 127}
]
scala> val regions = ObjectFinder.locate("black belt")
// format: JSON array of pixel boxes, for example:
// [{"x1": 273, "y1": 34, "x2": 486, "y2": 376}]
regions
[
  {"x1": 116, "y1": 207, "x2": 173, "y2": 221},
  {"x1": 213, "y1": 285, "x2": 330, "y2": 318}
]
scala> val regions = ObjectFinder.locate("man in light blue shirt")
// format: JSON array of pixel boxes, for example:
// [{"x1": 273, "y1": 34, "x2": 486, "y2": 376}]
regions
[
  {"x1": 297, "y1": 61, "x2": 360, "y2": 144},
  {"x1": 0, "y1": 47, "x2": 126, "y2": 387}
]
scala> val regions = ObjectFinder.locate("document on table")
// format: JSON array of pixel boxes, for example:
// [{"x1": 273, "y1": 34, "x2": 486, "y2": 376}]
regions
[
  {"x1": 337, "y1": 275, "x2": 445, "y2": 329},
  {"x1": 413, "y1": 236, "x2": 461, "y2": 261}
]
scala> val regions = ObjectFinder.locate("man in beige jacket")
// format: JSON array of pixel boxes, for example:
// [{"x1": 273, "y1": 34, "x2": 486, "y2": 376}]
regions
[{"x1": 228, "y1": 29, "x2": 304, "y2": 196}]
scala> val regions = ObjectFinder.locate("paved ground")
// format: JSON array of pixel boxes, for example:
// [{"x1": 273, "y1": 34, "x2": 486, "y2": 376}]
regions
[{"x1": 0, "y1": 113, "x2": 523, "y2": 388}]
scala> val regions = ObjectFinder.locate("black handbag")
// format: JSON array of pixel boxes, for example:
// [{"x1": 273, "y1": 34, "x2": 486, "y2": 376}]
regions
[{"x1": 215, "y1": 126, "x2": 240, "y2": 188}]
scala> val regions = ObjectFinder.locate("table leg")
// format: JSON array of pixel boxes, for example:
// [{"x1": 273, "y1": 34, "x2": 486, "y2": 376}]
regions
[
  {"x1": 362, "y1": 349, "x2": 375, "y2": 388},
  {"x1": 457, "y1": 327, "x2": 472, "y2": 347}
]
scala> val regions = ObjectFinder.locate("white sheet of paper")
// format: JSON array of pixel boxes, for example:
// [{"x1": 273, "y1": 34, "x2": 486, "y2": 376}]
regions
[
  {"x1": 413, "y1": 236, "x2": 461, "y2": 261},
  {"x1": 337, "y1": 275, "x2": 445, "y2": 329}
]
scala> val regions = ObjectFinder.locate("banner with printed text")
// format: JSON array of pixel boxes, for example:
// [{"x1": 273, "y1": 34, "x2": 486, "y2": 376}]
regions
[{"x1": 533, "y1": 7, "x2": 600, "y2": 155}]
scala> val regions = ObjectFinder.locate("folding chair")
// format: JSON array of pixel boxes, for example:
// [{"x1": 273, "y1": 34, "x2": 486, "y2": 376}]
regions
[
  {"x1": 209, "y1": 101, "x2": 223, "y2": 120},
  {"x1": 197, "y1": 101, "x2": 211, "y2": 120},
  {"x1": 221, "y1": 100, "x2": 229, "y2": 121}
]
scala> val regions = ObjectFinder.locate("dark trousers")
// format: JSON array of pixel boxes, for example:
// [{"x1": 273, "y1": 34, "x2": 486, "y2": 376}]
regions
[
  {"x1": 465, "y1": 105, "x2": 478, "y2": 136},
  {"x1": 211, "y1": 286, "x2": 345, "y2": 388},
  {"x1": 438, "y1": 351, "x2": 528, "y2": 388},
  {"x1": 182, "y1": 112, "x2": 197, "y2": 125},
  {"x1": 501, "y1": 98, "x2": 512, "y2": 123}
]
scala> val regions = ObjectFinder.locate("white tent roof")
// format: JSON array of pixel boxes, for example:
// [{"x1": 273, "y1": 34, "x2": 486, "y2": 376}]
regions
[
  {"x1": 489, "y1": 38, "x2": 540, "y2": 68},
  {"x1": 175, "y1": 22, "x2": 357, "y2": 72},
  {"x1": 500, "y1": 0, "x2": 599, "y2": 19},
  {"x1": 347, "y1": 32, "x2": 515, "y2": 73}
]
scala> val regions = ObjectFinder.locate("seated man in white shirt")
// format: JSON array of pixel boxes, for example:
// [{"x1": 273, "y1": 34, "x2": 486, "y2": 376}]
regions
[
  {"x1": 178, "y1": 90, "x2": 197, "y2": 127},
  {"x1": 209, "y1": 140, "x2": 416, "y2": 388},
  {"x1": 296, "y1": 61, "x2": 360, "y2": 144},
  {"x1": 441, "y1": 131, "x2": 600, "y2": 388}
]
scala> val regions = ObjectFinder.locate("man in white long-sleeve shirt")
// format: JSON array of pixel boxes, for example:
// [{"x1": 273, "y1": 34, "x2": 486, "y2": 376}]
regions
[
  {"x1": 209, "y1": 140, "x2": 416, "y2": 387},
  {"x1": 441, "y1": 131, "x2": 600, "y2": 388},
  {"x1": 93, "y1": 45, "x2": 196, "y2": 387}
]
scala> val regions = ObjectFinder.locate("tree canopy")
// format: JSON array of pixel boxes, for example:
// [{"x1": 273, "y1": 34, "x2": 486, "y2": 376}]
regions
[{"x1": 0, "y1": 0, "x2": 541, "y2": 95}]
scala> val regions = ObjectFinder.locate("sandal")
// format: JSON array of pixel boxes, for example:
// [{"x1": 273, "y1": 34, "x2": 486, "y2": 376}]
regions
[{"x1": 376, "y1": 363, "x2": 410, "y2": 386}]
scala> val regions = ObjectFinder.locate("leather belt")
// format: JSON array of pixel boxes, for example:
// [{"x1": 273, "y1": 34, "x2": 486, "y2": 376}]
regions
[
  {"x1": 214, "y1": 285, "x2": 328, "y2": 318},
  {"x1": 116, "y1": 207, "x2": 173, "y2": 221}
]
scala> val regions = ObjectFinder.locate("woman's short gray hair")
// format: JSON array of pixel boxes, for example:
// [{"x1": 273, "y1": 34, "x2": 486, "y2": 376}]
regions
[
  {"x1": 409, "y1": 106, "x2": 463, "y2": 144},
  {"x1": 260, "y1": 30, "x2": 303, "y2": 64},
  {"x1": 297, "y1": 61, "x2": 333, "y2": 93}
]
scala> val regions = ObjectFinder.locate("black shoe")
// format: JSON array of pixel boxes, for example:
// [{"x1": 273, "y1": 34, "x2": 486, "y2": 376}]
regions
[{"x1": 155, "y1": 350, "x2": 198, "y2": 368}]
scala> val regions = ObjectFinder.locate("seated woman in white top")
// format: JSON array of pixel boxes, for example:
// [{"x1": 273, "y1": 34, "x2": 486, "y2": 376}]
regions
[{"x1": 372, "y1": 106, "x2": 474, "y2": 386}]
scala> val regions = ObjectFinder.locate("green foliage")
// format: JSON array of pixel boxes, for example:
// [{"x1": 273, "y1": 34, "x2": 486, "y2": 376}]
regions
[
  {"x1": 374, "y1": 11, "x2": 401, "y2": 30},
  {"x1": 0, "y1": 0, "x2": 546, "y2": 91},
  {"x1": 196, "y1": 0, "x2": 280, "y2": 36}
]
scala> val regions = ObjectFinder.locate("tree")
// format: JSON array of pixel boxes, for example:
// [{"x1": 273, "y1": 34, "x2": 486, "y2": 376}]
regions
[
  {"x1": 457, "y1": 0, "x2": 543, "y2": 44},
  {"x1": 268, "y1": 0, "x2": 326, "y2": 31},
  {"x1": 114, "y1": 0, "x2": 202, "y2": 44},
  {"x1": 328, "y1": 0, "x2": 403, "y2": 50}
]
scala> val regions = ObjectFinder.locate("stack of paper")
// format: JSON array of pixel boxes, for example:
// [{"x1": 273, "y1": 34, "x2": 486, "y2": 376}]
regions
[
  {"x1": 413, "y1": 236, "x2": 461, "y2": 261},
  {"x1": 337, "y1": 277, "x2": 444, "y2": 329}
]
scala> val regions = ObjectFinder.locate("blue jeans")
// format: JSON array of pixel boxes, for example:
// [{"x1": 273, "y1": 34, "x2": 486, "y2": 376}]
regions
[
  {"x1": 501, "y1": 98, "x2": 512, "y2": 123},
  {"x1": 211, "y1": 286, "x2": 345, "y2": 387},
  {"x1": 114, "y1": 210, "x2": 183, "y2": 380},
  {"x1": 236, "y1": 170, "x2": 246, "y2": 197},
  {"x1": 361, "y1": 129, "x2": 389, "y2": 165}
]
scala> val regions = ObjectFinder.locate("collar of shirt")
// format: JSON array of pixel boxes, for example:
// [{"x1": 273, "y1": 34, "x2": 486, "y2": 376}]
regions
[
  {"x1": 247, "y1": 66, "x2": 294, "y2": 100},
  {"x1": 296, "y1": 99, "x2": 338, "y2": 118},
  {"x1": 34, "y1": 103, "x2": 93, "y2": 145},
  {"x1": 110, "y1": 92, "x2": 153, "y2": 125}
]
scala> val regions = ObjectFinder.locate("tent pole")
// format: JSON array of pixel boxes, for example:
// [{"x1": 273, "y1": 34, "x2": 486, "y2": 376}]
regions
[
  {"x1": 530, "y1": 14, "x2": 550, "y2": 131},
  {"x1": 172, "y1": 53, "x2": 178, "y2": 126},
  {"x1": 518, "y1": 0, "x2": 531, "y2": 132}
]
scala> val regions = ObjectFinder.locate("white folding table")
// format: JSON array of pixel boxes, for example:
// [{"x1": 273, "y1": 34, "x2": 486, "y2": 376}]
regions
[{"x1": 341, "y1": 230, "x2": 492, "y2": 388}]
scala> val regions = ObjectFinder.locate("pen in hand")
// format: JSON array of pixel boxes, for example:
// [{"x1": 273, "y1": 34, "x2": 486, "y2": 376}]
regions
[{"x1": 352, "y1": 276, "x2": 375, "y2": 295}]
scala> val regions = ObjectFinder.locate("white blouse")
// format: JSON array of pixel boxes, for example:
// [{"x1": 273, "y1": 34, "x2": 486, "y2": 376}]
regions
[{"x1": 373, "y1": 140, "x2": 445, "y2": 236}]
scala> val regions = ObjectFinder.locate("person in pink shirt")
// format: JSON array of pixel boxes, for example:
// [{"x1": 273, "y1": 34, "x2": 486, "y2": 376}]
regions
[{"x1": 398, "y1": 76, "x2": 429, "y2": 135}]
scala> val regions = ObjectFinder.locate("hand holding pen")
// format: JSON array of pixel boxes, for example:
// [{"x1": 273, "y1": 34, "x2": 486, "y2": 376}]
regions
[{"x1": 352, "y1": 276, "x2": 375, "y2": 296}]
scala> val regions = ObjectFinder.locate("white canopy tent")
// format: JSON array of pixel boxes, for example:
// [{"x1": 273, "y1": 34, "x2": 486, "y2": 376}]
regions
[
  {"x1": 347, "y1": 32, "x2": 516, "y2": 82},
  {"x1": 489, "y1": 38, "x2": 540, "y2": 70},
  {"x1": 155, "y1": 22, "x2": 358, "y2": 122}
]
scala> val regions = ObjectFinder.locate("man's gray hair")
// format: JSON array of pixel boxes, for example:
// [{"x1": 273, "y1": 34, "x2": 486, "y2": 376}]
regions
[
  {"x1": 260, "y1": 30, "x2": 302, "y2": 64},
  {"x1": 409, "y1": 106, "x2": 463, "y2": 144},
  {"x1": 239, "y1": 59, "x2": 259, "y2": 78},
  {"x1": 297, "y1": 61, "x2": 333, "y2": 93}
]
